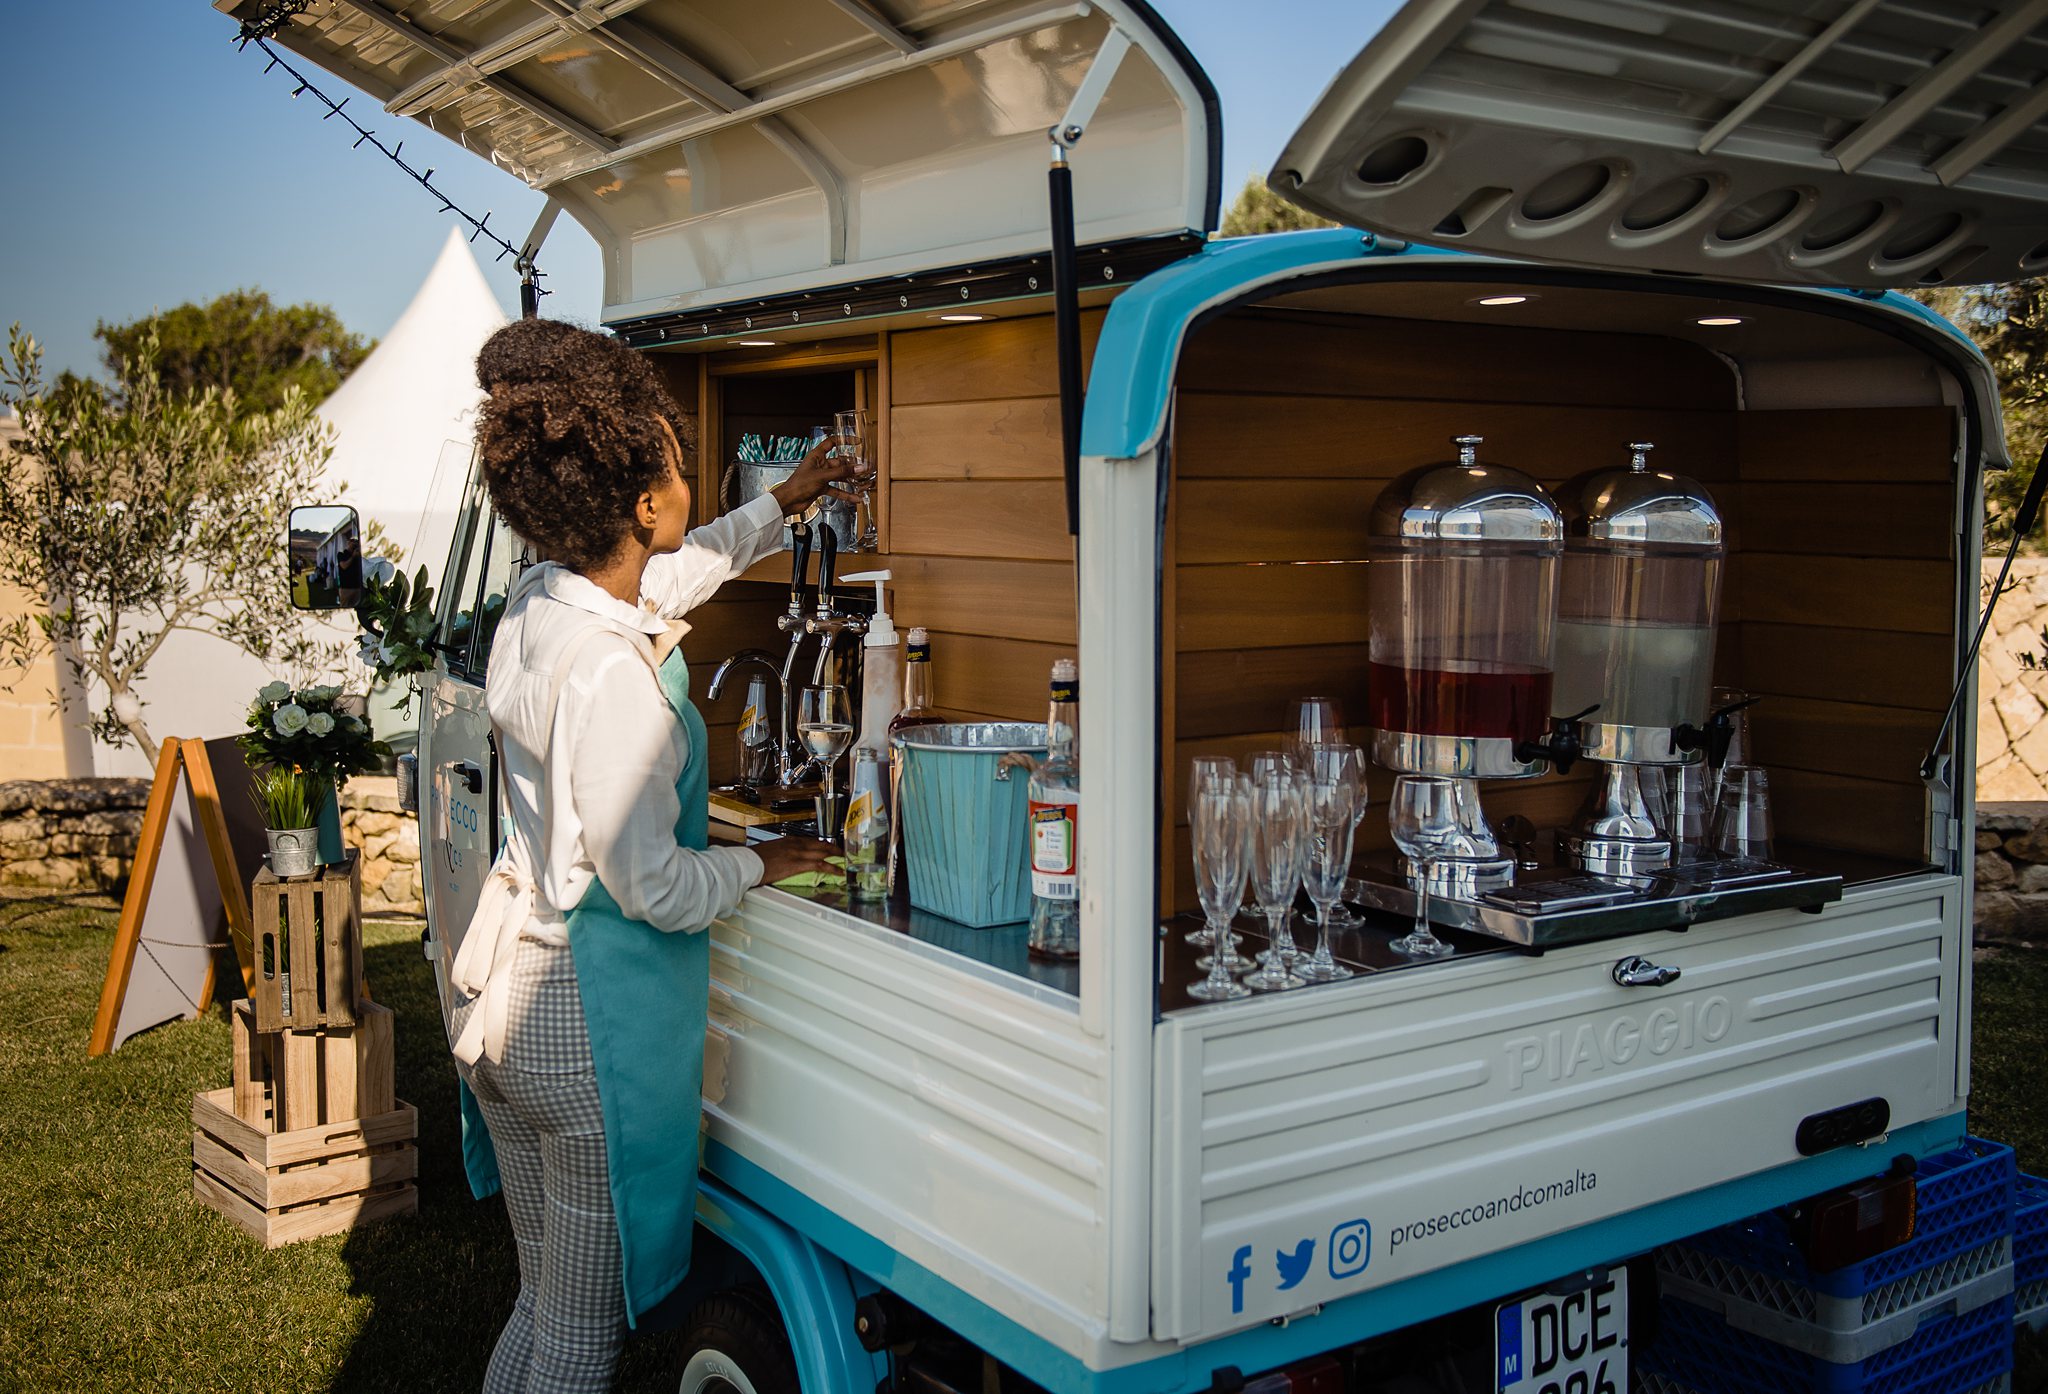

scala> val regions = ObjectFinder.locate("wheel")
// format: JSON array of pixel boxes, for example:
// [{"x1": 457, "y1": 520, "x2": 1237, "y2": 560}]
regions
[{"x1": 678, "y1": 1288, "x2": 800, "y2": 1394}]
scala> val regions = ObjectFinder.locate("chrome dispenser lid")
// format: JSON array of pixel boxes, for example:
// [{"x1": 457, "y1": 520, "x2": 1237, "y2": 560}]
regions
[
  {"x1": 1369, "y1": 435, "x2": 1563, "y2": 543},
  {"x1": 1557, "y1": 443, "x2": 1723, "y2": 549}
]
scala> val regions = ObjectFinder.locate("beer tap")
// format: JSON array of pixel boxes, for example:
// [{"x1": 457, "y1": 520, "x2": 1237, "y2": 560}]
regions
[
  {"x1": 774, "y1": 518, "x2": 815, "y2": 785},
  {"x1": 806, "y1": 523, "x2": 869, "y2": 685}
]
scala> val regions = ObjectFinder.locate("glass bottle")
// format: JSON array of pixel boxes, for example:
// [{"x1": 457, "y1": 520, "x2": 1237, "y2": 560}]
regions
[
  {"x1": 1028, "y1": 658, "x2": 1080, "y2": 959},
  {"x1": 842, "y1": 748, "x2": 890, "y2": 899},
  {"x1": 888, "y1": 628, "x2": 942, "y2": 736}
]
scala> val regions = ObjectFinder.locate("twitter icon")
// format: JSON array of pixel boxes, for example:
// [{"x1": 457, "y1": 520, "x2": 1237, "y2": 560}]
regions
[{"x1": 1276, "y1": 1238, "x2": 1315, "y2": 1291}]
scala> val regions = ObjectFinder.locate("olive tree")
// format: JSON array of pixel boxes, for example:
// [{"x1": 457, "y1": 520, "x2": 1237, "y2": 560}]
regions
[{"x1": 0, "y1": 322, "x2": 340, "y2": 764}]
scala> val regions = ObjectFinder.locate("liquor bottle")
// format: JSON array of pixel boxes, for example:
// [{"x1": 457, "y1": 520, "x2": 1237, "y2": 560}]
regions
[
  {"x1": 1027, "y1": 658, "x2": 1080, "y2": 959},
  {"x1": 888, "y1": 628, "x2": 942, "y2": 736},
  {"x1": 885, "y1": 629, "x2": 942, "y2": 897}
]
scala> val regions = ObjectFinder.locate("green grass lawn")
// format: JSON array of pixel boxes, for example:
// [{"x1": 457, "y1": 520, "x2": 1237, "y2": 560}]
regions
[{"x1": 0, "y1": 893, "x2": 2041, "y2": 1393}]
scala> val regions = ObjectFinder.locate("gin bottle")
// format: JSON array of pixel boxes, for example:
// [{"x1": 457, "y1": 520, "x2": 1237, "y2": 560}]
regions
[{"x1": 1028, "y1": 659, "x2": 1080, "y2": 959}]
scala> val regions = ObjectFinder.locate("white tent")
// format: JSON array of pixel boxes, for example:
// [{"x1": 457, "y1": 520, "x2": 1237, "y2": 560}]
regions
[{"x1": 93, "y1": 230, "x2": 507, "y2": 776}]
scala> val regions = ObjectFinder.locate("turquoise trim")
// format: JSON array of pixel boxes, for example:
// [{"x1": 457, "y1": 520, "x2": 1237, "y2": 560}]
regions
[
  {"x1": 694, "y1": 1172, "x2": 889, "y2": 1394},
  {"x1": 705, "y1": 1113, "x2": 1966, "y2": 1394},
  {"x1": 1079, "y1": 230, "x2": 1991, "y2": 464}
]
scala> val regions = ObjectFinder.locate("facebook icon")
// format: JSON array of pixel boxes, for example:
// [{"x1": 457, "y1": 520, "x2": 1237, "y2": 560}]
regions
[{"x1": 1226, "y1": 1245, "x2": 1254, "y2": 1314}]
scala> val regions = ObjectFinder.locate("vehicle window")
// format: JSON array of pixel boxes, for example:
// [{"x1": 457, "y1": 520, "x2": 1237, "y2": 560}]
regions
[
  {"x1": 437, "y1": 475, "x2": 493, "y2": 680},
  {"x1": 464, "y1": 512, "x2": 529, "y2": 676}
]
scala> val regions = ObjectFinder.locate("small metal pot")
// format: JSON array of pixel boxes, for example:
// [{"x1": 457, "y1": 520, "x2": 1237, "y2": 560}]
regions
[{"x1": 266, "y1": 826, "x2": 318, "y2": 878}]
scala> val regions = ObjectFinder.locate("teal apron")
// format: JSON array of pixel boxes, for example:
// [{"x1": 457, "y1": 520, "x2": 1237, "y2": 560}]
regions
[{"x1": 461, "y1": 647, "x2": 713, "y2": 1326}]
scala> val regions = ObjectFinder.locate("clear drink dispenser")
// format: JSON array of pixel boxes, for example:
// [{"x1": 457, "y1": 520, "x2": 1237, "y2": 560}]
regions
[
  {"x1": 1551, "y1": 443, "x2": 1725, "y2": 765},
  {"x1": 1367, "y1": 435, "x2": 1563, "y2": 780},
  {"x1": 1552, "y1": 442, "x2": 1726, "y2": 876},
  {"x1": 1367, "y1": 435, "x2": 1563, "y2": 898}
]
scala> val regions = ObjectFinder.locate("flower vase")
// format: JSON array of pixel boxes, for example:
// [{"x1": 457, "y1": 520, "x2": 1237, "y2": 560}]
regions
[{"x1": 316, "y1": 780, "x2": 346, "y2": 867}]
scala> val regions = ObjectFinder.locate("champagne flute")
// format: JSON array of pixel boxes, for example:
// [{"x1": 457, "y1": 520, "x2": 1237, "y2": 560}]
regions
[
  {"x1": 1297, "y1": 746, "x2": 1360, "y2": 982},
  {"x1": 1288, "y1": 696, "x2": 1343, "y2": 764},
  {"x1": 1387, "y1": 775, "x2": 1460, "y2": 959},
  {"x1": 1243, "y1": 771, "x2": 1307, "y2": 992},
  {"x1": 835, "y1": 408, "x2": 877, "y2": 550},
  {"x1": 798, "y1": 685, "x2": 855, "y2": 844},
  {"x1": 1239, "y1": 749, "x2": 1295, "y2": 932},
  {"x1": 1314, "y1": 742, "x2": 1370, "y2": 928},
  {"x1": 1187, "y1": 775, "x2": 1254, "y2": 1001},
  {"x1": 1186, "y1": 755, "x2": 1241, "y2": 946}
]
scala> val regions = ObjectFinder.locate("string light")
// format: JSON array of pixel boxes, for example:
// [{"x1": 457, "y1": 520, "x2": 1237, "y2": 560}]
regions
[{"x1": 233, "y1": 8, "x2": 547, "y2": 299}]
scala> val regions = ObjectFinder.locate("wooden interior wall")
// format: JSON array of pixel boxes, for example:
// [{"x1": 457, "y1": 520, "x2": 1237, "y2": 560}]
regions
[
  {"x1": 1726, "y1": 405, "x2": 1958, "y2": 859},
  {"x1": 1165, "y1": 309, "x2": 1744, "y2": 915}
]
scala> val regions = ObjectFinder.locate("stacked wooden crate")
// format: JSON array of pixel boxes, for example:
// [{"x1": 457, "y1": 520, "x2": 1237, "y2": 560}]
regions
[{"x1": 191, "y1": 851, "x2": 418, "y2": 1246}]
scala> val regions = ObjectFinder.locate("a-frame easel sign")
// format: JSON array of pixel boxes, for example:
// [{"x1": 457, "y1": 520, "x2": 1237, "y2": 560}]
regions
[{"x1": 89, "y1": 737, "x2": 260, "y2": 1056}]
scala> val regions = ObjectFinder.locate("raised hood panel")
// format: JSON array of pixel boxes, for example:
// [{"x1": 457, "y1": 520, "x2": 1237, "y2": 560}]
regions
[
  {"x1": 217, "y1": 0, "x2": 1219, "y2": 320},
  {"x1": 1271, "y1": 0, "x2": 2048, "y2": 289}
]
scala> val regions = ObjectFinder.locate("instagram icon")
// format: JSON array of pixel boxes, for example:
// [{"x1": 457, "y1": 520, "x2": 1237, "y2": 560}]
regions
[{"x1": 1328, "y1": 1219, "x2": 1371, "y2": 1280}]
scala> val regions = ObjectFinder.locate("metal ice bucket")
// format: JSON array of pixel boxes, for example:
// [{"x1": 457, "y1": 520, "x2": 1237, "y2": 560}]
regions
[
  {"x1": 894, "y1": 723, "x2": 1048, "y2": 928},
  {"x1": 726, "y1": 458, "x2": 857, "y2": 549}
]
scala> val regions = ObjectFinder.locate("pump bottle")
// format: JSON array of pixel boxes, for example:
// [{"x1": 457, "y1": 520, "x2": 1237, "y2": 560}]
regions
[{"x1": 844, "y1": 570, "x2": 900, "y2": 754}]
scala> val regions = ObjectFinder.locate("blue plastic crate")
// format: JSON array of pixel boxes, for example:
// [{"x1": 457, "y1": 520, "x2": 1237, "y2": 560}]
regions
[
  {"x1": 1675, "y1": 1138, "x2": 2016, "y2": 1300},
  {"x1": 2017, "y1": 1173, "x2": 2047, "y2": 1291},
  {"x1": 1640, "y1": 1292, "x2": 2014, "y2": 1394}
]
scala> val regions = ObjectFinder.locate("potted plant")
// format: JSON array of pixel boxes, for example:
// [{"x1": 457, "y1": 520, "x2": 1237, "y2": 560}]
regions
[
  {"x1": 251, "y1": 766, "x2": 321, "y2": 877},
  {"x1": 240, "y1": 680, "x2": 391, "y2": 867}
]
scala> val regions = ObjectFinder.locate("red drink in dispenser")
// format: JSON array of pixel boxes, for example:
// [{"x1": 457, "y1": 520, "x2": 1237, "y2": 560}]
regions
[{"x1": 1367, "y1": 662, "x2": 1553, "y2": 745}]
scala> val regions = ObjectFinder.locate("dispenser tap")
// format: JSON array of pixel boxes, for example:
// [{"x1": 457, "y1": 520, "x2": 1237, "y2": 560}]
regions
[
  {"x1": 1675, "y1": 694, "x2": 1760, "y2": 770},
  {"x1": 782, "y1": 517, "x2": 813, "y2": 625},
  {"x1": 1517, "y1": 704, "x2": 1600, "y2": 776},
  {"x1": 813, "y1": 519, "x2": 839, "y2": 620}
]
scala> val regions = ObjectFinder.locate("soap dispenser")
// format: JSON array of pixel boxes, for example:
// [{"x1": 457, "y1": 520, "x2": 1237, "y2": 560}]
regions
[{"x1": 843, "y1": 570, "x2": 900, "y2": 754}]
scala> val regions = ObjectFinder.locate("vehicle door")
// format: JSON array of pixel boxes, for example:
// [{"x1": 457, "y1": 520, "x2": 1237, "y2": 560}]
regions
[{"x1": 419, "y1": 464, "x2": 527, "y2": 1017}]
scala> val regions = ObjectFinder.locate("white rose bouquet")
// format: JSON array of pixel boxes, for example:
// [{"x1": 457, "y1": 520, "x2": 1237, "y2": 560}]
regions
[{"x1": 239, "y1": 681, "x2": 389, "y2": 787}]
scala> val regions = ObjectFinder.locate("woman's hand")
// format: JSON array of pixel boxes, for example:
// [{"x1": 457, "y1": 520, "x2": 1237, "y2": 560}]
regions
[
  {"x1": 769, "y1": 434, "x2": 863, "y2": 517},
  {"x1": 752, "y1": 834, "x2": 843, "y2": 886}
]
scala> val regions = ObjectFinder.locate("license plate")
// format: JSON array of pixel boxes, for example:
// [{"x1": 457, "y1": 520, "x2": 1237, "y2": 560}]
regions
[{"x1": 1494, "y1": 1269, "x2": 1626, "y2": 1394}]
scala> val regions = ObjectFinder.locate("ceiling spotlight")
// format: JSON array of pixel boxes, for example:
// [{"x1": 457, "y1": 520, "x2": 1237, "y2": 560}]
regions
[
  {"x1": 1474, "y1": 294, "x2": 1532, "y2": 307},
  {"x1": 1695, "y1": 316, "x2": 1745, "y2": 327},
  {"x1": 737, "y1": 339, "x2": 780, "y2": 347},
  {"x1": 938, "y1": 313, "x2": 989, "y2": 322}
]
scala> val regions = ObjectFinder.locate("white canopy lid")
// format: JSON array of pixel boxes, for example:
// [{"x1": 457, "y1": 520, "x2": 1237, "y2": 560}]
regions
[
  {"x1": 1270, "y1": 0, "x2": 2048, "y2": 289},
  {"x1": 214, "y1": 0, "x2": 1220, "y2": 323}
]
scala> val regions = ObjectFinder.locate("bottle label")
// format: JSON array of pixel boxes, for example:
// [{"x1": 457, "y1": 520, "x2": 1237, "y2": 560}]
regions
[
  {"x1": 740, "y1": 702, "x2": 760, "y2": 733},
  {"x1": 907, "y1": 642, "x2": 930, "y2": 663},
  {"x1": 1049, "y1": 680, "x2": 1078, "y2": 704},
  {"x1": 844, "y1": 790, "x2": 874, "y2": 838},
  {"x1": 1029, "y1": 793, "x2": 1078, "y2": 900}
]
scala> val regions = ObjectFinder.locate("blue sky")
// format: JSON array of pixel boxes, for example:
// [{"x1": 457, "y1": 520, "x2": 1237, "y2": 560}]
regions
[{"x1": 0, "y1": 1, "x2": 1400, "y2": 383}]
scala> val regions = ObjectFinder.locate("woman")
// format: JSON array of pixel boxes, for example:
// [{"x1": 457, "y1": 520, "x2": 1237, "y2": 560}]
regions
[{"x1": 448, "y1": 318, "x2": 845, "y2": 1393}]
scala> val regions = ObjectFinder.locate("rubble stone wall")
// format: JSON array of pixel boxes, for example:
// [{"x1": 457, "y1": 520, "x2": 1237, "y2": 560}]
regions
[
  {"x1": 0, "y1": 779, "x2": 151, "y2": 891},
  {"x1": 0, "y1": 775, "x2": 423, "y2": 917},
  {"x1": 1976, "y1": 559, "x2": 2048, "y2": 801},
  {"x1": 1973, "y1": 801, "x2": 2048, "y2": 948}
]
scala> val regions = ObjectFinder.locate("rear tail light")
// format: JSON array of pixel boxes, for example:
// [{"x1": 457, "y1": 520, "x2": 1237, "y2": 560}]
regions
[{"x1": 1793, "y1": 1160, "x2": 1917, "y2": 1272}]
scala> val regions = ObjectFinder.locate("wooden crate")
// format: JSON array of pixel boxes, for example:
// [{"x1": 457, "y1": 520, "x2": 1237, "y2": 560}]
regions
[
  {"x1": 250, "y1": 852, "x2": 364, "y2": 1031},
  {"x1": 231, "y1": 999, "x2": 394, "y2": 1131},
  {"x1": 191, "y1": 1086, "x2": 417, "y2": 1247}
]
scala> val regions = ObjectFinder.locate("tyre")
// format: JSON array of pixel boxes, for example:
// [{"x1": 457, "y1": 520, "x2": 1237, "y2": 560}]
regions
[{"x1": 678, "y1": 1288, "x2": 801, "y2": 1394}]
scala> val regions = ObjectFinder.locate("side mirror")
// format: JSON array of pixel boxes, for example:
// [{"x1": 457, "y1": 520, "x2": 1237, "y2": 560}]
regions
[{"x1": 288, "y1": 504, "x2": 364, "y2": 610}]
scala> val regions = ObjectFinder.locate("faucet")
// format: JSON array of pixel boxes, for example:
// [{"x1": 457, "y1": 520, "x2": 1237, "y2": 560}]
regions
[
  {"x1": 804, "y1": 522, "x2": 868, "y2": 684},
  {"x1": 707, "y1": 648, "x2": 783, "y2": 790},
  {"x1": 773, "y1": 519, "x2": 816, "y2": 786}
]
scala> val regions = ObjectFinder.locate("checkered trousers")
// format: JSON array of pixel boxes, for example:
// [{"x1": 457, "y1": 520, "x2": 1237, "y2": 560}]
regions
[{"x1": 452, "y1": 936, "x2": 625, "y2": 1394}]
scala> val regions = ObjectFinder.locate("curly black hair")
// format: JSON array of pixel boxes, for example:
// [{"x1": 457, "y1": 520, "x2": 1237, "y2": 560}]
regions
[{"x1": 472, "y1": 318, "x2": 695, "y2": 572}]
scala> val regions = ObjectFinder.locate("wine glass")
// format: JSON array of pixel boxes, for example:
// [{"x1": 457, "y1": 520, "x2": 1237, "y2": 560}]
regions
[
  {"x1": 1187, "y1": 774, "x2": 1254, "y2": 1002},
  {"x1": 1297, "y1": 747, "x2": 1360, "y2": 982},
  {"x1": 1243, "y1": 772, "x2": 1307, "y2": 992},
  {"x1": 1186, "y1": 755, "x2": 1241, "y2": 946},
  {"x1": 1387, "y1": 775, "x2": 1460, "y2": 959},
  {"x1": 798, "y1": 685, "x2": 855, "y2": 843},
  {"x1": 1288, "y1": 696, "x2": 1344, "y2": 763},
  {"x1": 835, "y1": 408, "x2": 877, "y2": 550}
]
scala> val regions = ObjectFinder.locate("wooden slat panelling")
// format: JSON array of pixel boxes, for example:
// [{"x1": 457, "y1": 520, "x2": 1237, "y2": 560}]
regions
[
  {"x1": 1734, "y1": 623, "x2": 1951, "y2": 712},
  {"x1": 1736, "y1": 407, "x2": 1957, "y2": 482},
  {"x1": 887, "y1": 556, "x2": 1077, "y2": 646},
  {"x1": 1177, "y1": 481, "x2": 1383, "y2": 564},
  {"x1": 891, "y1": 311, "x2": 1104, "y2": 406},
  {"x1": 1175, "y1": 646, "x2": 1371, "y2": 740},
  {"x1": 891, "y1": 399, "x2": 1065, "y2": 480},
  {"x1": 1178, "y1": 313, "x2": 1736, "y2": 410},
  {"x1": 925, "y1": 632, "x2": 1072, "y2": 722},
  {"x1": 1175, "y1": 397, "x2": 1738, "y2": 483},
  {"x1": 1729, "y1": 483, "x2": 1956, "y2": 560},
  {"x1": 1744, "y1": 696, "x2": 1940, "y2": 785},
  {"x1": 889, "y1": 481, "x2": 1072, "y2": 561},
  {"x1": 1176, "y1": 563, "x2": 1371, "y2": 651},
  {"x1": 1770, "y1": 770, "x2": 1928, "y2": 860},
  {"x1": 1733, "y1": 556, "x2": 1953, "y2": 635}
]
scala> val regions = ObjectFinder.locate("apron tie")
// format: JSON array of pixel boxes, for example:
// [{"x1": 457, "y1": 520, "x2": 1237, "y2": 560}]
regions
[{"x1": 450, "y1": 847, "x2": 541, "y2": 1066}]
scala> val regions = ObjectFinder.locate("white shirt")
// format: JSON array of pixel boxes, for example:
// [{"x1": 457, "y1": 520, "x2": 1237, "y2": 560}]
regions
[{"x1": 485, "y1": 492, "x2": 788, "y2": 940}]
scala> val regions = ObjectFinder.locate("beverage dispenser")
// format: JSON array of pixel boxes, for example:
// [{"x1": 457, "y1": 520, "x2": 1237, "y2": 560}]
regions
[
  {"x1": 1551, "y1": 442, "x2": 1726, "y2": 875},
  {"x1": 1367, "y1": 435, "x2": 1563, "y2": 896}
]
